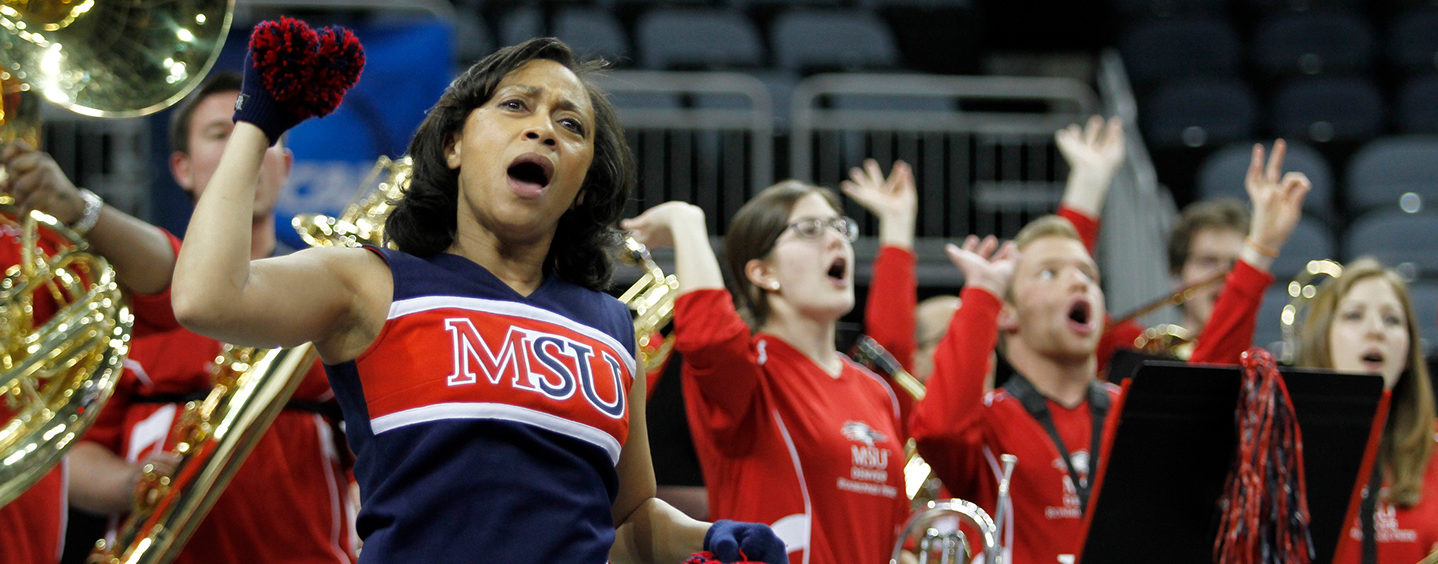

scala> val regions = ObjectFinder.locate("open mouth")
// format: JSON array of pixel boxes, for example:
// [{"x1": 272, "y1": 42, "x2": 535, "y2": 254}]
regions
[
  {"x1": 507, "y1": 154, "x2": 553, "y2": 191},
  {"x1": 1068, "y1": 301, "x2": 1091, "y2": 325},
  {"x1": 827, "y1": 257, "x2": 848, "y2": 282},
  {"x1": 1361, "y1": 350, "x2": 1385, "y2": 370}
]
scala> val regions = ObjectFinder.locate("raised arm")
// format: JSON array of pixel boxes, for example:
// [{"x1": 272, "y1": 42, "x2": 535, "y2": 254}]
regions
[
  {"x1": 1056, "y1": 115, "x2": 1125, "y2": 228},
  {"x1": 1, "y1": 140, "x2": 177, "y2": 295},
  {"x1": 622, "y1": 201, "x2": 724, "y2": 293},
  {"x1": 911, "y1": 235, "x2": 1017, "y2": 496},
  {"x1": 172, "y1": 20, "x2": 376, "y2": 356},
  {"x1": 843, "y1": 159, "x2": 916, "y2": 251},
  {"x1": 1191, "y1": 139, "x2": 1309, "y2": 364},
  {"x1": 843, "y1": 159, "x2": 919, "y2": 370},
  {"x1": 623, "y1": 202, "x2": 764, "y2": 449}
]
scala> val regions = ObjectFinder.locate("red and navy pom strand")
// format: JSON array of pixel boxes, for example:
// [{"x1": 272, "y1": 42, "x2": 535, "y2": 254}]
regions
[
  {"x1": 248, "y1": 16, "x2": 318, "y2": 105},
  {"x1": 1213, "y1": 348, "x2": 1315, "y2": 564}
]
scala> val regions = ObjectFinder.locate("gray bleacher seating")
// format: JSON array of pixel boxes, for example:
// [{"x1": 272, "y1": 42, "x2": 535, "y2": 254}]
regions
[
  {"x1": 1344, "y1": 211, "x2": 1438, "y2": 277},
  {"x1": 1141, "y1": 78, "x2": 1259, "y2": 149},
  {"x1": 498, "y1": 6, "x2": 631, "y2": 63},
  {"x1": 1268, "y1": 75, "x2": 1384, "y2": 145},
  {"x1": 1250, "y1": 10, "x2": 1375, "y2": 78},
  {"x1": 1116, "y1": 17, "x2": 1242, "y2": 89},
  {"x1": 1273, "y1": 217, "x2": 1337, "y2": 280},
  {"x1": 635, "y1": 7, "x2": 765, "y2": 70},
  {"x1": 1345, "y1": 136, "x2": 1438, "y2": 214},
  {"x1": 1387, "y1": 7, "x2": 1438, "y2": 76},
  {"x1": 1396, "y1": 75, "x2": 1438, "y2": 134},
  {"x1": 770, "y1": 9, "x2": 901, "y2": 74},
  {"x1": 1195, "y1": 140, "x2": 1334, "y2": 222},
  {"x1": 1108, "y1": 0, "x2": 1228, "y2": 20},
  {"x1": 1408, "y1": 281, "x2": 1438, "y2": 356}
]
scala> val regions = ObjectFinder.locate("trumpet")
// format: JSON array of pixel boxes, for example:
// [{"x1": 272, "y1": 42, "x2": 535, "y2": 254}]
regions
[
  {"x1": 1279, "y1": 259, "x2": 1342, "y2": 364},
  {"x1": 615, "y1": 236, "x2": 678, "y2": 375},
  {"x1": 890, "y1": 454, "x2": 1018, "y2": 564},
  {"x1": 851, "y1": 336, "x2": 1018, "y2": 563},
  {"x1": 1108, "y1": 269, "x2": 1229, "y2": 359}
]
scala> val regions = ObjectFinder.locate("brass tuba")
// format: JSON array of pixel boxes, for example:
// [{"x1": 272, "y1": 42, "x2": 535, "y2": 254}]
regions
[
  {"x1": 294, "y1": 154, "x2": 410, "y2": 251},
  {"x1": 91, "y1": 152, "x2": 389, "y2": 564},
  {"x1": 1, "y1": 0, "x2": 234, "y2": 119},
  {"x1": 1, "y1": 0, "x2": 232, "y2": 506},
  {"x1": 90, "y1": 345, "x2": 318, "y2": 564},
  {"x1": 0, "y1": 196, "x2": 132, "y2": 505},
  {"x1": 1278, "y1": 259, "x2": 1343, "y2": 363}
]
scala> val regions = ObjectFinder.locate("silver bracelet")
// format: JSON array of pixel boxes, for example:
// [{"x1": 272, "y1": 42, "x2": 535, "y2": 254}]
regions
[{"x1": 71, "y1": 188, "x2": 103, "y2": 235}]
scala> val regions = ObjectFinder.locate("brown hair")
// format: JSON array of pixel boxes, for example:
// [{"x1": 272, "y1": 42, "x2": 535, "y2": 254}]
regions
[
  {"x1": 1167, "y1": 199, "x2": 1249, "y2": 275},
  {"x1": 722, "y1": 180, "x2": 842, "y2": 329},
  {"x1": 1296, "y1": 257, "x2": 1436, "y2": 506}
]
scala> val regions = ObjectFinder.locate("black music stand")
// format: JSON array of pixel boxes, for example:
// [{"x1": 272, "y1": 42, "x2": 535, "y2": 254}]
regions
[{"x1": 1076, "y1": 361, "x2": 1388, "y2": 564}]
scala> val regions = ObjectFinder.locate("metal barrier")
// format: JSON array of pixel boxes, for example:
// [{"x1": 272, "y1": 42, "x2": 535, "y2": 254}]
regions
[
  {"x1": 595, "y1": 71, "x2": 774, "y2": 236},
  {"x1": 1096, "y1": 50, "x2": 1181, "y2": 324},
  {"x1": 789, "y1": 73, "x2": 1098, "y2": 242},
  {"x1": 39, "y1": 106, "x2": 152, "y2": 221}
]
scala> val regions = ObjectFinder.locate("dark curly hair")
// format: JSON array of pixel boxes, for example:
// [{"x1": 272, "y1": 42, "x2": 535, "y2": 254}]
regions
[{"x1": 385, "y1": 38, "x2": 634, "y2": 291}]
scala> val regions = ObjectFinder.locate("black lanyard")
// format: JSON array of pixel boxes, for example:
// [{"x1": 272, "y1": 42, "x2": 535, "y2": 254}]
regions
[
  {"x1": 1360, "y1": 461, "x2": 1382, "y2": 564},
  {"x1": 1002, "y1": 373, "x2": 1110, "y2": 513}
]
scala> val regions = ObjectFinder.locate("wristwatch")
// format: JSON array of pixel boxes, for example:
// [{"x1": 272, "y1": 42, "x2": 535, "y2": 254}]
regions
[{"x1": 71, "y1": 188, "x2": 103, "y2": 235}]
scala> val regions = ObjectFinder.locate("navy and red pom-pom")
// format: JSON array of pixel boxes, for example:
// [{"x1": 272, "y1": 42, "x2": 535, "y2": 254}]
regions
[{"x1": 247, "y1": 16, "x2": 364, "y2": 120}]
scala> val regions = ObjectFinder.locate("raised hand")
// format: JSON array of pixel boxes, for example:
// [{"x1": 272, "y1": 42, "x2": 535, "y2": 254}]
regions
[
  {"x1": 234, "y1": 17, "x2": 365, "y2": 145},
  {"x1": 945, "y1": 234, "x2": 1019, "y2": 299},
  {"x1": 842, "y1": 159, "x2": 916, "y2": 248},
  {"x1": 1056, "y1": 115, "x2": 1125, "y2": 218},
  {"x1": 1244, "y1": 139, "x2": 1310, "y2": 266},
  {"x1": 842, "y1": 159, "x2": 916, "y2": 221},
  {"x1": 620, "y1": 201, "x2": 706, "y2": 250}
]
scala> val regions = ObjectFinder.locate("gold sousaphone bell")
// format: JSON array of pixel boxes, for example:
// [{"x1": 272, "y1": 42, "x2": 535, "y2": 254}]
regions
[
  {"x1": 0, "y1": 0, "x2": 233, "y2": 507},
  {"x1": 0, "y1": 196, "x2": 132, "y2": 505},
  {"x1": 1, "y1": 0, "x2": 234, "y2": 119}
]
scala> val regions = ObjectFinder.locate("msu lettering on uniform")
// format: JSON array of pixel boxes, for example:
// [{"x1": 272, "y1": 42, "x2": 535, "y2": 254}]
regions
[
  {"x1": 359, "y1": 296, "x2": 636, "y2": 464},
  {"x1": 444, "y1": 318, "x2": 627, "y2": 419}
]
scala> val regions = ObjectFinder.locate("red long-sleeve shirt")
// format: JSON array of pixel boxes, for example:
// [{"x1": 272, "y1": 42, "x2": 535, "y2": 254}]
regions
[
  {"x1": 1332, "y1": 427, "x2": 1438, "y2": 563},
  {"x1": 677, "y1": 289, "x2": 908, "y2": 564},
  {"x1": 910, "y1": 261, "x2": 1272, "y2": 564}
]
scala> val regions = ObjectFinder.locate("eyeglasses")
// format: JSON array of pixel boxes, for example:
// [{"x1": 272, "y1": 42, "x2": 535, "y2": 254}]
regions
[{"x1": 782, "y1": 216, "x2": 859, "y2": 243}]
